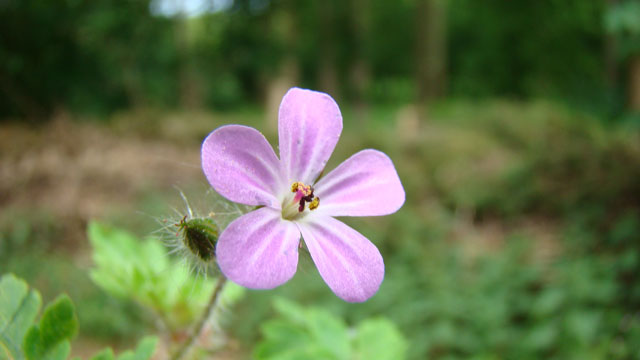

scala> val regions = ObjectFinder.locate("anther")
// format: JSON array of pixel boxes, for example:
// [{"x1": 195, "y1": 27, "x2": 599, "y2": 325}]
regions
[
  {"x1": 309, "y1": 197, "x2": 320, "y2": 210},
  {"x1": 285, "y1": 181, "x2": 320, "y2": 217}
]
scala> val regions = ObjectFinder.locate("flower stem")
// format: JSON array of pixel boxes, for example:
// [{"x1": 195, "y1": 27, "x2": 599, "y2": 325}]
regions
[{"x1": 171, "y1": 276, "x2": 228, "y2": 360}]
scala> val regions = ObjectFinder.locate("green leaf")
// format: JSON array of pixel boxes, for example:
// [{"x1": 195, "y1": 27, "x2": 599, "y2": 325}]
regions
[
  {"x1": 256, "y1": 298, "x2": 350, "y2": 360},
  {"x1": 522, "y1": 323, "x2": 558, "y2": 352},
  {"x1": 86, "y1": 337, "x2": 156, "y2": 360},
  {"x1": 305, "y1": 309, "x2": 349, "y2": 359},
  {"x1": 88, "y1": 221, "x2": 223, "y2": 329},
  {"x1": 23, "y1": 295, "x2": 78, "y2": 360},
  {"x1": 564, "y1": 310, "x2": 601, "y2": 345},
  {"x1": 0, "y1": 273, "x2": 42, "y2": 360},
  {"x1": 353, "y1": 318, "x2": 408, "y2": 360},
  {"x1": 255, "y1": 320, "x2": 314, "y2": 358},
  {"x1": 38, "y1": 342, "x2": 71, "y2": 360},
  {"x1": 272, "y1": 298, "x2": 308, "y2": 325},
  {"x1": 219, "y1": 282, "x2": 246, "y2": 307},
  {"x1": 90, "y1": 348, "x2": 115, "y2": 360},
  {"x1": 116, "y1": 336, "x2": 157, "y2": 360},
  {"x1": 257, "y1": 299, "x2": 408, "y2": 360}
]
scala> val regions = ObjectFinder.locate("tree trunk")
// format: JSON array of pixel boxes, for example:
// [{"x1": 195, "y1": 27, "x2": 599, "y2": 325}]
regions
[
  {"x1": 604, "y1": 0, "x2": 619, "y2": 91},
  {"x1": 349, "y1": 0, "x2": 371, "y2": 123},
  {"x1": 318, "y1": 0, "x2": 339, "y2": 97},
  {"x1": 630, "y1": 55, "x2": 640, "y2": 112},
  {"x1": 415, "y1": 0, "x2": 447, "y2": 119},
  {"x1": 266, "y1": 1, "x2": 299, "y2": 132},
  {"x1": 176, "y1": 12, "x2": 202, "y2": 109}
]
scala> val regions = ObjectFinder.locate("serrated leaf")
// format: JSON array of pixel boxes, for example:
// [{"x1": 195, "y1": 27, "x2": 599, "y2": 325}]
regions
[
  {"x1": 261, "y1": 320, "x2": 311, "y2": 344},
  {"x1": 23, "y1": 295, "x2": 78, "y2": 360},
  {"x1": 353, "y1": 318, "x2": 408, "y2": 360},
  {"x1": 88, "y1": 221, "x2": 218, "y2": 329},
  {"x1": 256, "y1": 299, "x2": 349, "y2": 360},
  {"x1": 0, "y1": 273, "x2": 42, "y2": 360},
  {"x1": 272, "y1": 298, "x2": 308, "y2": 325},
  {"x1": 255, "y1": 319, "x2": 314, "y2": 359},
  {"x1": 306, "y1": 310, "x2": 349, "y2": 359}
]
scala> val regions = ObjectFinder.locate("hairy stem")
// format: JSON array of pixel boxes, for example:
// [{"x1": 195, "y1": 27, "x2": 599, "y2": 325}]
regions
[{"x1": 171, "y1": 276, "x2": 228, "y2": 360}]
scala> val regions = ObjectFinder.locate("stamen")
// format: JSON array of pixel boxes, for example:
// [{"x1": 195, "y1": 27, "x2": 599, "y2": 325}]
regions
[
  {"x1": 309, "y1": 197, "x2": 320, "y2": 210},
  {"x1": 291, "y1": 182, "x2": 300, "y2": 192},
  {"x1": 292, "y1": 182, "x2": 312, "y2": 196},
  {"x1": 283, "y1": 181, "x2": 320, "y2": 220}
]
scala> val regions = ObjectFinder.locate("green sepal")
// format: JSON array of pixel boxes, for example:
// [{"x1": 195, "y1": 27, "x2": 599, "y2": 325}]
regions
[{"x1": 178, "y1": 217, "x2": 219, "y2": 262}]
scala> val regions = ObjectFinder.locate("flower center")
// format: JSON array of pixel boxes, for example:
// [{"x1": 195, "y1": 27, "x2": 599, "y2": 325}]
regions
[{"x1": 281, "y1": 181, "x2": 320, "y2": 220}]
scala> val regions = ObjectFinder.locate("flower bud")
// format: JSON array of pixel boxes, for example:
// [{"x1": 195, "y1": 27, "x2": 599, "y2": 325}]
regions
[{"x1": 176, "y1": 216, "x2": 219, "y2": 262}]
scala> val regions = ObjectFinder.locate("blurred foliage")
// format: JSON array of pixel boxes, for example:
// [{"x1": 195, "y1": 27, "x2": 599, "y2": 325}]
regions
[
  {"x1": 255, "y1": 298, "x2": 407, "y2": 360},
  {"x1": 0, "y1": 0, "x2": 634, "y2": 118},
  {"x1": 0, "y1": 209, "x2": 150, "y2": 342},
  {"x1": 605, "y1": 0, "x2": 640, "y2": 58},
  {"x1": 23, "y1": 295, "x2": 78, "y2": 360},
  {"x1": 1, "y1": 273, "x2": 43, "y2": 360},
  {"x1": 379, "y1": 237, "x2": 640, "y2": 359},
  {"x1": 87, "y1": 221, "x2": 245, "y2": 332},
  {"x1": 1, "y1": 0, "x2": 640, "y2": 345},
  {"x1": 79, "y1": 337, "x2": 157, "y2": 360},
  {"x1": 416, "y1": 101, "x2": 640, "y2": 222},
  {"x1": 0, "y1": 0, "x2": 177, "y2": 116},
  {"x1": 213, "y1": 101, "x2": 640, "y2": 360},
  {"x1": 448, "y1": 1, "x2": 608, "y2": 107},
  {"x1": 0, "y1": 273, "x2": 157, "y2": 360},
  {"x1": 3, "y1": 99, "x2": 639, "y2": 358}
]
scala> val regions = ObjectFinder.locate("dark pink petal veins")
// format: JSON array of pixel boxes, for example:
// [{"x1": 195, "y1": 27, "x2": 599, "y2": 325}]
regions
[
  {"x1": 216, "y1": 207, "x2": 301, "y2": 289},
  {"x1": 314, "y1": 149, "x2": 405, "y2": 217},
  {"x1": 202, "y1": 125, "x2": 283, "y2": 208},
  {"x1": 297, "y1": 215, "x2": 384, "y2": 302},
  {"x1": 278, "y1": 88, "x2": 343, "y2": 185}
]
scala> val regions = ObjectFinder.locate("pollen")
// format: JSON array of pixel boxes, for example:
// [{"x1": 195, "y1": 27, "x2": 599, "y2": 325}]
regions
[
  {"x1": 291, "y1": 181, "x2": 312, "y2": 196},
  {"x1": 309, "y1": 197, "x2": 320, "y2": 210}
]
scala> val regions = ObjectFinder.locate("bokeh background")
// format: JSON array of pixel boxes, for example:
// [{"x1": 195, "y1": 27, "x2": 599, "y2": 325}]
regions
[{"x1": 2, "y1": 0, "x2": 640, "y2": 359}]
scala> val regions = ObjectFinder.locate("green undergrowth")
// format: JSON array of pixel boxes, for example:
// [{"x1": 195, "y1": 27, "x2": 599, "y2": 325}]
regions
[
  {"x1": 2, "y1": 100, "x2": 639, "y2": 359},
  {"x1": 0, "y1": 273, "x2": 157, "y2": 360},
  {"x1": 231, "y1": 100, "x2": 640, "y2": 359}
]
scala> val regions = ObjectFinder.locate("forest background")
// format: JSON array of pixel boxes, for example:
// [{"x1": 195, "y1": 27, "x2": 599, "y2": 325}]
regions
[{"x1": 2, "y1": 0, "x2": 640, "y2": 359}]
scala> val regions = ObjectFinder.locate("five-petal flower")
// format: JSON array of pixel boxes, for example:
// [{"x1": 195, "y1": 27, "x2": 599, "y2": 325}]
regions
[{"x1": 201, "y1": 87, "x2": 405, "y2": 302}]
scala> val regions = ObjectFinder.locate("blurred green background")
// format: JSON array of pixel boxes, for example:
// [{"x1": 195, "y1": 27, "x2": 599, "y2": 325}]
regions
[{"x1": 2, "y1": 0, "x2": 640, "y2": 359}]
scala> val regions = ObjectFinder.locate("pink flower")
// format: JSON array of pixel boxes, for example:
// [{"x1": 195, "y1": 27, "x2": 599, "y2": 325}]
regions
[{"x1": 201, "y1": 88, "x2": 405, "y2": 302}]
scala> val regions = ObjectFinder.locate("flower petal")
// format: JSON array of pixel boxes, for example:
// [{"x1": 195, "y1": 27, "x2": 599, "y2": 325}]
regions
[
  {"x1": 278, "y1": 87, "x2": 343, "y2": 185},
  {"x1": 202, "y1": 125, "x2": 283, "y2": 208},
  {"x1": 297, "y1": 215, "x2": 384, "y2": 302},
  {"x1": 314, "y1": 149, "x2": 405, "y2": 217},
  {"x1": 216, "y1": 207, "x2": 301, "y2": 289}
]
